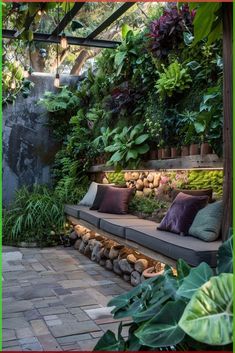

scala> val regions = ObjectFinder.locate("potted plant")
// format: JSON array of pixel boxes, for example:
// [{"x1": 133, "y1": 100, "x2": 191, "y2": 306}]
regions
[
  {"x1": 142, "y1": 262, "x2": 165, "y2": 280},
  {"x1": 178, "y1": 110, "x2": 199, "y2": 156},
  {"x1": 171, "y1": 146, "x2": 181, "y2": 158}
]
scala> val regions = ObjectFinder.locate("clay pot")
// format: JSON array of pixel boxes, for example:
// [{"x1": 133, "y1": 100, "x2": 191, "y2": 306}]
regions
[
  {"x1": 189, "y1": 143, "x2": 200, "y2": 155},
  {"x1": 142, "y1": 266, "x2": 164, "y2": 279},
  {"x1": 181, "y1": 145, "x2": 189, "y2": 156},
  {"x1": 157, "y1": 148, "x2": 163, "y2": 159},
  {"x1": 149, "y1": 150, "x2": 158, "y2": 160},
  {"x1": 162, "y1": 147, "x2": 171, "y2": 159},
  {"x1": 201, "y1": 142, "x2": 212, "y2": 155},
  {"x1": 171, "y1": 147, "x2": 181, "y2": 158}
]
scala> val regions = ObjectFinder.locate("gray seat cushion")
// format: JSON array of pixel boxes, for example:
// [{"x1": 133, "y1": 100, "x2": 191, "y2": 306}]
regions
[
  {"x1": 125, "y1": 225, "x2": 221, "y2": 267},
  {"x1": 100, "y1": 218, "x2": 156, "y2": 238}
]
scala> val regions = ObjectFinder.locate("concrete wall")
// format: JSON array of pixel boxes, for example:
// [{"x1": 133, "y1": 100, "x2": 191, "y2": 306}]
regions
[{"x1": 3, "y1": 73, "x2": 79, "y2": 207}]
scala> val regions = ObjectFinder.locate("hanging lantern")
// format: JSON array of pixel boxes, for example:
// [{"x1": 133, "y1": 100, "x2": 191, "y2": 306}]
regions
[
  {"x1": 54, "y1": 73, "x2": 60, "y2": 88},
  {"x1": 60, "y1": 33, "x2": 68, "y2": 49}
]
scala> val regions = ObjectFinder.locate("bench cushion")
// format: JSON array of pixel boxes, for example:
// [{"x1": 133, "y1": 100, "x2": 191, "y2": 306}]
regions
[
  {"x1": 100, "y1": 218, "x2": 156, "y2": 238},
  {"x1": 125, "y1": 225, "x2": 221, "y2": 267}
]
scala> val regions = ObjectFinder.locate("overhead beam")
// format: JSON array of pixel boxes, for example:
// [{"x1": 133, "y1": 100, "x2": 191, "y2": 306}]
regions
[
  {"x1": 2, "y1": 29, "x2": 121, "y2": 49},
  {"x1": 86, "y1": 2, "x2": 135, "y2": 39},
  {"x1": 49, "y1": 2, "x2": 85, "y2": 38}
]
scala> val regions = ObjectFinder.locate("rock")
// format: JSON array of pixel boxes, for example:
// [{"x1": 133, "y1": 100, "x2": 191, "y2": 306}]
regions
[
  {"x1": 149, "y1": 183, "x2": 154, "y2": 189},
  {"x1": 79, "y1": 241, "x2": 86, "y2": 254},
  {"x1": 99, "y1": 259, "x2": 106, "y2": 266},
  {"x1": 123, "y1": 274, "x2": 131, "y2": 282},
  {"x1": 153, "y1": 173, "x2": 161, "y2": 188},
  {"x1": 127, "y1": 254, "x2": 137, "y2": 264},
  {"x1": 102, "y1": 177, "x2": 109, "y2": 184},
  {"x1": 135, "y1": 191, "x2": 144, "y2": 197},
  {"x1": 69, "y1": 231, "x2": 78, "y2": 240},
  {"x1": 131, "y1": 172, "x2": 139, "y2": 180},
  {"x1": 109, "y1": 245, "x2": 124, "y2": 260},
  {"x1": 124, "y1": 172, "x2": 132, "y2": 182},
  {"x1": 97, "y1": 247, "x2": 105, "y2": 262},
  {"x1": 84, "y1": 244, "x2": 91, "y2": 256},
  {"x1": 113, "y1": 259, "x2": 122, "y2": 275},
  {"x1": 119, "y1": 259, "x2": 134, "y2": 274},
  {"x1": 74, "y1": 238, "x2": 82, "y2": 250},
  {"x1": 135, "y1": 259, "x2": 149, "y2": 273},
  {"x1": 74, "y1": 225, "x2": 89, "y2": 238},
  {"x1": 91, "y1": 241, "x2": 103, "y2": 261},
  {"x1": 143, "y1": 178, "x2": 149, "y2": 187},
  {"x1": 105, "y1": 259, "x2": 113, "y2": 271},
  {"x1": 147, "y1": 173, "x2": 154, "y2": 182},
  {"x1": 88, "y1": 239, "x2": 97, "y2": 251},
  {"x1": 143, "y1": 188, "x2": 153, "y2": 197},
  {"x1": 131, "y1": 271, "x2": 141, "y2": 286},
  {"x1": 136, "y1": 179, "x2": 144, "y2": 190}
]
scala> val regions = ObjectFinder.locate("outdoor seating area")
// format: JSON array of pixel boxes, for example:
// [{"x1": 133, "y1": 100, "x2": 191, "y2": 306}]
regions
[{"x1": 2, "y1": 2, "x2": 233, "y2": 352}]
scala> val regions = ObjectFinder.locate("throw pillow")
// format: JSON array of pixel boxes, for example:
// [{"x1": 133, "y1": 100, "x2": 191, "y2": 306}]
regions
[
  {"x1": 79, "y1": 182, "x2": 99, "y2": 207},
  {"x1": 98, "y1": 187, "x2": 134, "y2": 214},
  {"x1": 171, "y1": 188, "x2": 213, "y2": 203},
  {"x1": 90, "y1": 184, "x2": 109, "y2": 210},
  {"x1": 157, "y1": 192, "x2": 209, "y2": 235},
  {"x1": 188, "y1": 201, "x2": 223, "y2": 241}
]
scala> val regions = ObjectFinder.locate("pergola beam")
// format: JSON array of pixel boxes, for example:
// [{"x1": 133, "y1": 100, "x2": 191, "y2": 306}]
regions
[
  {"x1": 2, "y1": 29, "x2": 121, "y2": 49},
  {"x1": 86, "y1": 2, "x2": 135, "y2": 39},
  {"x1": 49, "y1": 2, "x2": 85, "y2": 38}
]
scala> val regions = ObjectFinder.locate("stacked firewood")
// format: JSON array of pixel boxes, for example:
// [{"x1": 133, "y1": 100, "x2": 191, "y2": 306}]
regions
[{"x1": 71, "y1": 224, "x2": 160, "y2": 286}]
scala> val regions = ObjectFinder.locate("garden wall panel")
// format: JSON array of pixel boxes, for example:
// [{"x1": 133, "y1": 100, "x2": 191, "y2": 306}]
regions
[{"x1": 3, "y1": 74, "x2": 79, "y2": 206}]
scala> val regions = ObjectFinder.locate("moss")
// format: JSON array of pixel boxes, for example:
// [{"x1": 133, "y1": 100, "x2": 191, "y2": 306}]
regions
[
  {"x1": 106, "y1": 172, "x2": 126, "y2": 185},
  {"x1": 186, "y1": 170, "x2": 223, "y2": 196}
]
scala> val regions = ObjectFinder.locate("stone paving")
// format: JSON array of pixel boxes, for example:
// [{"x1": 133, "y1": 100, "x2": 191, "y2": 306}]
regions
[{"x1": 2, "y1": 246, "x2": 132, "y2": 351}]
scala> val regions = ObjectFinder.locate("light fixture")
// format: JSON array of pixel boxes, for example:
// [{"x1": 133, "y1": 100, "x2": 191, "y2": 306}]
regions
[
  {"x1": 54, "y1": 72, "x2": 60, "y2": 88},
  {"x1": 38, "y1": 9, "x2": 42, "y2": 16},
  {"x1": 60, "y1": 33, "x2": 68, "y2": 49},
  {"x1": 11, "y1": 80, "x2": 16, "y2": 90}
]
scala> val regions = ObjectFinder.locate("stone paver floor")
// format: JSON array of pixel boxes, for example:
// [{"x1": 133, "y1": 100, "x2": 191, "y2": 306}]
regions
[{"x1": 2, "y1": 246, "x2": 132, "y2": 351}]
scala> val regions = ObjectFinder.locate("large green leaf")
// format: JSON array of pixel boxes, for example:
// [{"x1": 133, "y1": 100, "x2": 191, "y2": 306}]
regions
[
  {"x1": 94, "y1": 328, "x2": 125, "y2": 351},
  {"x1": 179, "y1": 273, "x2": 233, "y2": 345},
  {"x1": 176, "y1": 259, "x2": 191, "y2": 283},
  {"x1": 135, "y1": 144, "x2": 149, "y2": 155},
  {"x1": 126, "y1": 150, "x2": 138, "y2": 161},
  {"x1": 216, "y1": 235, "x2": 233, "y2": 274},
  {"x1": 176, "y1": 262, "x2": 213, "y2": 299},
  {"x1": 114, "y1": 52, "x2": 126, "y2": 68},
  {"x1": 192, "y1": 3, "x2": 221, "y2": 45},
  {"x1": 134, "y1": 134, "x2": 149, "y2": 145},
  {"x1": 135, "y1": 300, "x2": 186, "y2": 347}
]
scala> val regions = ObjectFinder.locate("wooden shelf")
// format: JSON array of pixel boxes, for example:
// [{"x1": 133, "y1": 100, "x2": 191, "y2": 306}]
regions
[{"x1": 89, "y1": 154, "x2": 223, "y2": 173}]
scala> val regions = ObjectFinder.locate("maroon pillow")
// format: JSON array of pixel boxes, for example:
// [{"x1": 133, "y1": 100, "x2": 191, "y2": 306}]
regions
[
  {"x1": 157, "y1": 192, "x2": 209, "y2": 235},
  {"x1": 98, "y1": 187, "x2": 134, "y2": 214}
]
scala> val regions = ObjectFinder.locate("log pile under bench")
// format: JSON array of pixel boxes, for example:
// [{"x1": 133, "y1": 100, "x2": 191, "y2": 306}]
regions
[{"x1": 71, "y1": 224, "x2": 166, "y2": 286}]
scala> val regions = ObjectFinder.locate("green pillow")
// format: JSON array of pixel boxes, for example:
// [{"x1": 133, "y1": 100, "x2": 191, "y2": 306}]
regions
[{"x1": 188, "y1": 201, "x2": 223, "y2": 242}]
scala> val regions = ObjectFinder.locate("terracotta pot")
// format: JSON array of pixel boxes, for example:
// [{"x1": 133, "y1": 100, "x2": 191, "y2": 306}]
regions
[
  {"x1": 162, "y1": 147, "x2": 171, "y2": 159},
  {"x1": 142, "y1": 266, "x2": 164, "y2": 279},
  {"x1": 158, "y1": 148, "x2": 163, "y2": 159},
  {"x1": 149, "y1": 150, "x2": 158, "y2": 160},
  {"x1": 181, "y1": 145, "x2": 189, "y2": 156},
  {"x1": 201, "y1": 142, "x2": 212, "y2": 155},
  {"x1": 171, "y1": 147, "x2": 181, "y2": 158},
  {"x1": 189, "y1": 143, "x2": 200, "y2": 155}
]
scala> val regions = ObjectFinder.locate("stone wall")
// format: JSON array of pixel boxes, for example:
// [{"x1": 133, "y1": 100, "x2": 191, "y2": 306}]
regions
[{"x1": 3, "y1": 73, "x2": 79, "y2": 207}]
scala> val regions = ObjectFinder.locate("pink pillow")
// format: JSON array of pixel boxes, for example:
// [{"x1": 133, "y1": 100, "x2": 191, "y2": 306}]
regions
[
  {"x1": 158, "y1": 192, "x2": 209, "y2": 235},
  {"x1": 98, "y1": 187, "x2": 134, "y2": 214}
]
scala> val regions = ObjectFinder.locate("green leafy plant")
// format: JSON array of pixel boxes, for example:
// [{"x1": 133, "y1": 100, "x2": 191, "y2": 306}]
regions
[
  {"x1": 156, "y1": 61, "x2": 192, "y2": 98},
  {"x1": 92, "y1": 127, "x2": 119, "y2": 154},
  {"x1": 105, "y1": 124, "x2": 149, "y2": 169},
  {"x1": 129, "y1": 195, "x2": 167, "y2": 215},
  {"x1": 94, "y1": 236, "x2": 233, "y2": 351},
  {"x1": 3, "y1": 185, "x2": 65, "y2": 246}
]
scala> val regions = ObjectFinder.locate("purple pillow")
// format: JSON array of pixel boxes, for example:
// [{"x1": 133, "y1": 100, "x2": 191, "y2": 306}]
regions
[
  {"x1": 98, "y1": 187, "x2": 134, "y2": 214},
  {"x1": 157, "y1": 192, "x2": 209, "y2": 235}
]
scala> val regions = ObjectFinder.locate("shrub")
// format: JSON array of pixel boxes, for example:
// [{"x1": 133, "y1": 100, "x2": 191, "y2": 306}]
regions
[
  {"x1": 3, "y1": 185, "x2": 65, "y2": 246},
  {"x1": 129, "y1": 195, "x2": 167, "y2": 215}
]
